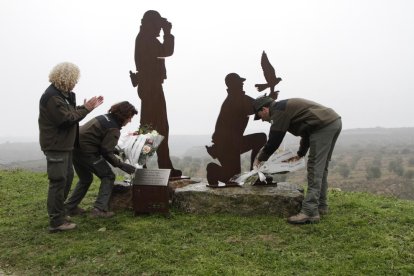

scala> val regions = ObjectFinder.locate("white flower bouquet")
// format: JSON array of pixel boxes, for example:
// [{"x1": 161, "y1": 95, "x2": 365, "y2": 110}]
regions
[
  {"x1": 117, "y1": 125, "x2": 164, "y2": 168},
  {"x1": 230, "y1": 149, "x2": 305, "y2": 185}
]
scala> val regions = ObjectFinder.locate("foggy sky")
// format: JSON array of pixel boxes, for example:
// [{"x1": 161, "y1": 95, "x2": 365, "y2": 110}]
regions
[{"x1": 1, "y1": 0, "x2": 413, "y2": 141}]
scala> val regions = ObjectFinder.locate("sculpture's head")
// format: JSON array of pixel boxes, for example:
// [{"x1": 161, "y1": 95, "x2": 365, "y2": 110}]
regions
[
  {"x1": 225, "y1": 73, "x2": 246, "y2": 91},
  {"x1": 141, "y1": 10, "x2": 167, "y2": 36}
]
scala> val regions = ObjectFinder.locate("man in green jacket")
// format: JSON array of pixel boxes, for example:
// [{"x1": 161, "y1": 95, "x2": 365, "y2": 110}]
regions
[
  {"x1": 253, "y1": 96, "x2": 341, "y2": 224},
  {"x1": 39, "y1": 62, "x2": 103, "y2": 233},
  {"x1": 65, "y1": 101, "x2": 138, "y2": 218}
]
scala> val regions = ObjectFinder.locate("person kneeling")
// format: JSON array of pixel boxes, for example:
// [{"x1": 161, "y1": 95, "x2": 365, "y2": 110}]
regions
[{"x1": 65, "y1": 101, "x2": 138, "y2": 218}]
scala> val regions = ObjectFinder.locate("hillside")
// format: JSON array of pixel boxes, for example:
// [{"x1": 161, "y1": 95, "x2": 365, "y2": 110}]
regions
[
  {"x1": 0, "y1": 170, "x2": 413, "y2": 275},
  {"x1": 1, "y1": 128, "x2": 414, "y2": 199}
]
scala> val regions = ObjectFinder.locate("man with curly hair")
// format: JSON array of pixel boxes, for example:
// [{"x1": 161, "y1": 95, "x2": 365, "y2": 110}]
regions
[
  {"x1": 39, "y1": 62, "x2": 103, "y2": 233},
  {"x1": 65, "y1": 101, "x2": 138, "y2": 218}
]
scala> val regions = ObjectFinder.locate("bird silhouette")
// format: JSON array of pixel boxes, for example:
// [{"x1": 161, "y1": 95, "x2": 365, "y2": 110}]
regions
[{"x1": 255, "y1": 51, "x2": 282, "y2": 98}]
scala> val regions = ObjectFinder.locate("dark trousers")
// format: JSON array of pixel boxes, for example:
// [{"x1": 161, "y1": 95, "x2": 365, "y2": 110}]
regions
[
  {"x1": 65, "y1": 152, "x2": 115, "y2": 212},
  {"x1": 45, "y1": 151, "x2": 74, "y2": 227},
  {"x1": 302, "y1": 118, "x2": 342, "y2": 216}
]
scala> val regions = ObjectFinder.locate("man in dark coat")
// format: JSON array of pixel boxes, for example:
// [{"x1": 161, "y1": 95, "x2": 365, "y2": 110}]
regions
[
  {"x1": 38, "y1": 62, "x2": 103, "y2": 233},
  {"x1": 65, "y1": 101, "x2": 138, "y2": 218},
  {"x1": 253, "y1": 96, "x2": 341, "y2": 224}
]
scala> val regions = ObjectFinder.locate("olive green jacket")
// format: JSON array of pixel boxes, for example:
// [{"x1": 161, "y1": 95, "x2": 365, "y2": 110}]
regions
[
  {"x1": 258, "y1": 98, "x2": 340, "y2": 161},
  {"x1": 77, "y1": 114, "x2": 124, "y2": 168},
  {"x1": 38, "y1": 84, "x2": 90, "y2": 152}
]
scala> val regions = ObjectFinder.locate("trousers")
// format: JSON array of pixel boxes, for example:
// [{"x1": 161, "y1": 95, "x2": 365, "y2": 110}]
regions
[
  {"x1": 44, "y1": 151, "x2": 74, "y2": 227},
  {"x1": 65, "y1": 152, "x2": 115, "y2": 212},
  {"x1": 301, "y1": 118, "x2": 342, "y2": 216}
]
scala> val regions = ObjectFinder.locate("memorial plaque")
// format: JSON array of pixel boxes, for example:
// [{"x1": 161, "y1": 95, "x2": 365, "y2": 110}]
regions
[
  {"x1": 132, "y1": 169, "x2": 171, "y2": 215},
  {"x1": 133, "y1": 169, "x2": 171, "y2": 186}
]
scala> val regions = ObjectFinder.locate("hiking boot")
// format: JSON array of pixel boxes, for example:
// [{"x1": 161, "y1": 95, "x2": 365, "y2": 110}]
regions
[
  {"x1": 67, "y1": 207, "x2": 86, "y2": 216},
  {"x1": 90, "y1": 208, "x2": 115, "y2": 218},
  {"x1": 49, "y1": 222, "x2": 77, "y2": 233},
  {"x1": 318, "y1": 207, "x2": 329, "y2": 216},
  {"x1": 287, "y1": 213, "x2": 320, "y2": 224}
]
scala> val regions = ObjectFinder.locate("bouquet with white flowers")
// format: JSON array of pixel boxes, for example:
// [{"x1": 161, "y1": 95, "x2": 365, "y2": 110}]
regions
[
  {"x1": 229, "y1": 148, "x2": 305, "y2": 185},
  {"x1": 117, "y1": 124, "x2": 164, "y2": 169}
]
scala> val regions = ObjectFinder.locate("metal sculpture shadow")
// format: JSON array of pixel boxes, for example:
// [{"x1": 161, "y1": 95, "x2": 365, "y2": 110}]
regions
[
  {"x1": 205, "y1": 73, "x2": 267, "y2": 187},
  {"x1": 131, "y1": 10, "x2": 181, "y2": 178},
  {"x1": 255, "y1": 51, "x2": 282, "y2": 99}
]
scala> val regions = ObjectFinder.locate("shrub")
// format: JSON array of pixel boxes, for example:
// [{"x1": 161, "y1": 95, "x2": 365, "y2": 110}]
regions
[
  {"x1": 388, "y1": 159, "x2": 404, "y2": 176},
  {"x1": 338, "y1": 162, "x2": 350, "y2": 178},
  {"x1": 404, "y1": 169, "x2": 414, "y2": 180},
  {"x1": 366, "y1": 165, "x2": 381, "y2": 180}
]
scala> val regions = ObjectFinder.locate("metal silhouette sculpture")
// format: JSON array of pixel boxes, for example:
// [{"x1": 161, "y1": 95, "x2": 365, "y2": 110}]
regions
[
  {"x1": 132, "y1": 10, "x2": 182, "y2": 178},
  {"x1": 255, "y1": 51, "x2": 282, "y2": 100},
  {"x1": 205, "y1": 73, "x2": 267, "y2": 187}
]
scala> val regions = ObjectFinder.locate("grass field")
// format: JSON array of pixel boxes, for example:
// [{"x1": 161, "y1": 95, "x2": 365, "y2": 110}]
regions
[{"x1": 1, "y1": 169, "x2": 413, "y2": 275}]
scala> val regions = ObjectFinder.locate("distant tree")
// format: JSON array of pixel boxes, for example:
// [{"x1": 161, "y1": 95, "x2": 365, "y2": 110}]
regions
[
  {"x1": 404, "y1": 170, "x2": 414, "y2": 180},
  {"x1": 329, "y1": 159, "x2": 337, "y2": 169},
  {"x1": 401, "y1": 148, "x2": 411, "y2": 154},
  {"x1": 408, "y1": 157, "x2": 414, "y2": 166},
  {"x1": 183, "y1": 156, "x2": 193, "y2": 163},
  {"x1": 171, "y1": 156, "x2": 180, "y2": 164},
  {"x1": 336, "y1": 154, "x2": 345, "y2": 162},
  {"x1": 192, "y1": 158, "x2": 201, "y2": 166},
  {"x1": 372, "y1": 154, "x2": 382, "y2": 167},
  {"x1": 338, "y1": 162, "x2": 350, "y2": 178},
  {"x1": 388, "y1": 159, "x2": 404, "y2": 177},
  {"x1": 366, "y1": 165, "x2": 381, "y2": 180},
  {"x1": 202, "y1": 157, "x2": 211, "y2": 165},
  {"x1": 350, "y1": 154, "x2": 362, "y2": 169}
]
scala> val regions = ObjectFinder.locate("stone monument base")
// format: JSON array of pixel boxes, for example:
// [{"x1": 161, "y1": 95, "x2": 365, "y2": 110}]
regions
[
  {"x1": 111, "y1": 180, "x2": 304, "y2": 218},
  {"x1": 172, "y1": 182, "x2": 304, "y2": 217},
  {"x1": 110, "y1": 179, "x2": 196, "y2": 211}
]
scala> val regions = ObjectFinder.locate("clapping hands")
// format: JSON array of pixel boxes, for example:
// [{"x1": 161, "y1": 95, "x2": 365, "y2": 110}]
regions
[{"x1": 84, "y1": 96, "x2": 104, "y2": 111}]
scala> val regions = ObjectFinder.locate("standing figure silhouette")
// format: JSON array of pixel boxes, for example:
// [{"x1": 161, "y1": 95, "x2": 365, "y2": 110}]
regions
[{"x1": 134, "y1": 10, "x2": 181, "y2": 177}]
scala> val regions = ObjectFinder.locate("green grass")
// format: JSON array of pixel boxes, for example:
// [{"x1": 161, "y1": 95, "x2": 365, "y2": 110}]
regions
[{"x1": 1, "y1": 170, "x2": 413, "y2": 275}]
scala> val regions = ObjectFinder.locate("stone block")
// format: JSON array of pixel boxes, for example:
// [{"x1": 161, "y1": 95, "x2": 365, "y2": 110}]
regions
[{"x1": 172, "y1": 182, "x2": 304, "y2": 217}]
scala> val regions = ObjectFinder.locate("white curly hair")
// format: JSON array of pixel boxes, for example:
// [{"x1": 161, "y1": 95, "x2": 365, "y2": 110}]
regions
[{"x1": 48, "y1": 62, "x2": 80, "y2": 92}]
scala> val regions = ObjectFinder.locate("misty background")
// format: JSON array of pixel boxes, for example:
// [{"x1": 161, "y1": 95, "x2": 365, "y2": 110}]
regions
[
  {"x1": 1, "y1": 1, "x2": 414, "y2": 199},
  {"x1": 0, "y1": 0, "x2": 414, "y2": 141}
]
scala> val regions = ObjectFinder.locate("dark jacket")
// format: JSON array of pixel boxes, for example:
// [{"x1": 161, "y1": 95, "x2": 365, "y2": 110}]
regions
[
  {"x1": 38, "y1": 84, "x2": 90, "y2": 152},
  {"x1": 258, "y1": 98, "x2": 340, "y2": 161},
  {"x1": 77, "y1": 114, "x2": 126, "y2": 168}
]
